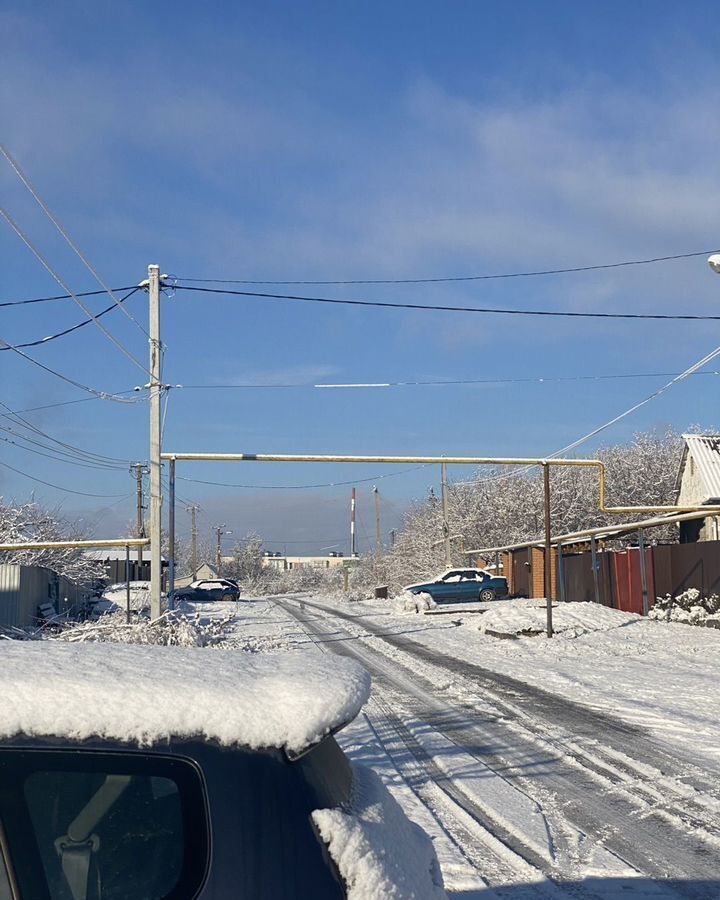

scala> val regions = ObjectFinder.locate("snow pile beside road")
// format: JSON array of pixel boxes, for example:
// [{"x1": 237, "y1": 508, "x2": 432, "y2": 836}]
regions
[
  {"x1": 0, "y1": 641, "x2": 371, "y2": 754},
  {"x1": 312, "y1": 763, "x2": 446, "y2": 900},
  {"x1": 480, "y1": 599, "x2": 639, "y2": 637},
  {"x1": 395, "y1": 591, "x2": 437, "y2": 614},
  {"x1": 649, "y1": 588, "x2": 720, "y2": 627}
]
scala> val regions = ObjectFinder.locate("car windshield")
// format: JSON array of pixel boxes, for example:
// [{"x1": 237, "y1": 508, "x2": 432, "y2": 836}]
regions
[{"x1": 0, "y1": 750, "x2": 208, "y2": 900}]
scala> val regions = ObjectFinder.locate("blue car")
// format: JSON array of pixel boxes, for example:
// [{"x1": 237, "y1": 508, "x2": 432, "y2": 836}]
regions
[{"x1": 405, "y1": 568, "x2": 508, "y2": 603}]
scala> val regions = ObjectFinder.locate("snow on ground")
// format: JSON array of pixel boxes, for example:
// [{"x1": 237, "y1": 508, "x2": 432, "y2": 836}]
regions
[
  {"x1": 308, "y1": 592, "x2": 720, "y2": 766},
  {"x1": 171, "y1": 594, "x2": 720, "y2": 896},
  {"x1": 478, "y1": 598, "x2": 640, "y2": 636}
]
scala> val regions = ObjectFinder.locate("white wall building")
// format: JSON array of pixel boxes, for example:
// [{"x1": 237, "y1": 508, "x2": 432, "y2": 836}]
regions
[{"x1": 675, "y1": 434, "x2": 720, "y2": 541}]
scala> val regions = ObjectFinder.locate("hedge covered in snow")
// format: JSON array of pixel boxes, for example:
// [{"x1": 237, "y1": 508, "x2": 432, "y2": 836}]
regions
[{"x1": 649, "y1": 588, "x2": 720, "y2": 627}]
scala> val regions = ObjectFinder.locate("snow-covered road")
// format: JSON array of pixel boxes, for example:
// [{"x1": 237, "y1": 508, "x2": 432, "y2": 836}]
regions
[{"x1": 193, "y1": 594, "x2": 720, "y2": 898}]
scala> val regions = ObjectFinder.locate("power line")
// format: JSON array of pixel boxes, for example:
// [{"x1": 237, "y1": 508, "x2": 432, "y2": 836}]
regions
[
  {"x1": 0, "y1": 458, "x2": 129, "y2": 498},
  {"x1": 0, "y1": 206, "x2": 151, "y2": 375},
  {"x1": 0, "y1": 399, "x2": 134, "y2": 467},
  {"x1": 0, "y1": 433, "x2": 127, "y2": 472},
  {"x1": 0, "y1": 288, "x2": 140, "y2": 351},
  {"x1": 173, "y1": 371, "x2": 720, "y2": 391},
  {"x1": 0, "y1": 332, "x2": 137, "y2": 403},
  {"x1": 174, "y1": 250, "x2": 715, "y2": 286},
  {"x1": 176, "y1": 464, "x2": 429, "y2": 491},
  {"x1": 0, "y1": 286, "x2": 137, "y2": 308},
  {"x1": 174, "y1": 284, "x2": 720, "y2": 322},
  {"x1": 1, "y1": 144, "x2": 149, "y2": 337}
]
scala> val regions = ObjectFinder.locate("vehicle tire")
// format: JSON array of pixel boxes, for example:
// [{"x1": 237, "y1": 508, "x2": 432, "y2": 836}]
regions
[
  {"x1": 479, "y1": 588, "x2": 495, "y2": 602},
  {"x1": 221, "y1": 593, "x2": 234, "y2": 602}
]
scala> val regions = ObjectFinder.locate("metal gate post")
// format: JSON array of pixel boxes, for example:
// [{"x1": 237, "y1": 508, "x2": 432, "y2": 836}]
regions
[
  {"x1": 557, "y1": 542, "x2": 566, "y2": 604},
  {"x1": 168, "y1": 456, "x2": 176, "y2": 611},
  {"x1": 125, "y1": 544, "x2": 131, "y2": 624},
  {"x1": 591, "y1": 535, "x2": 601, "y2": 606},
  {"x1": 543, "y1": 463, "x2": 553, "y2": 637},
  {"x1": 638, "y1": 529, "x2": 649, "y2": 615}
]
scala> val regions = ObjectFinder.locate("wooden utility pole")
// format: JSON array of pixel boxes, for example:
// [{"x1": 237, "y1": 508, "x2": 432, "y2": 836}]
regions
[
  {"x1": 350, "y1": 488, "x2": 357, "y2": 557},
  {"x1": 441, "y1": 462, "x2": 451, "y2": 566},
  {"x1": 188, "y1": 506, "x2": 198, "y2": 580},
  {"x1": 148, "y1": 265, "x2": 163, "y2": 619},
  {"x1": 215, "y1": 525, "x2": 228, "y2": 574},
  {"x1": 134, "y1": 463, "x2": 146, "y2": 572},
  {"x1": 373, "y1": 486, "x2": 381, "y2": 553}
]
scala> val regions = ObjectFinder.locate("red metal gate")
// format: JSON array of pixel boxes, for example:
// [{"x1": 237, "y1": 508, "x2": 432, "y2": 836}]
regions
[{"x1": 612, "y1": 547, "x2": 654, "y2": 615}]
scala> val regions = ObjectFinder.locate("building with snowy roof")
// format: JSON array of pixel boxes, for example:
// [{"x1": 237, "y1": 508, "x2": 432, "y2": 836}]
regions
[{"x1": 675, "y1": 434, "x2": 720, "y2": 541}]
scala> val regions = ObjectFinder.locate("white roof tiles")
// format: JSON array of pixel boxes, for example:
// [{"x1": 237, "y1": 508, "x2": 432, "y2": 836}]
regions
[
  {"x1": 681, "y1": 434, "x2": 720, "y2": 501},
  {"x1": 0, "y1": 642, "x2": 370, "y2": 754}
]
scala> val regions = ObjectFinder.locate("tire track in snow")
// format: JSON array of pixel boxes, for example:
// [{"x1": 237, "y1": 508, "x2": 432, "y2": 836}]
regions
[
  {"x1": 276, "y1": 598, "x2": 637, "y2": 898},
  {"x1": 273, "y1": 597, "x2": 556, "y2": 893},
  {"x1": 284, "y1": 596, "x2": 720, "y2": 897}
]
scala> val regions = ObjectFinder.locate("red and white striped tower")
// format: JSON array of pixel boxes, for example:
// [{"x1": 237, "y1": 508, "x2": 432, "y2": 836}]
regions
[{"x1": 350, "y1": 487, "x2": 357, "y2": 557}]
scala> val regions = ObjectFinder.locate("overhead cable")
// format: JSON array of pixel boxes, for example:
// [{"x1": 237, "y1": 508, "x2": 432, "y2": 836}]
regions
[
  {"x1": 0, "y1": 333, "x2": 137, "y2": 403},
  {"x1": 0, "y1": 288, "x2": 140, "y2": 351},
  {"x1": 174, "y1": 284, "x2": 720, "y2": 322},
  {"x1": 0, "y1": 207, "x2": 151, "y2": 375},
  {"x1": 0, "y1": 144, "x2": 149, "y2": 337},
  {"x1": 0, "y1": 286, "x2": 136, "y2": 308},
  {"x1": 0, "y1": 399, "x2": 134, "y2": 467},
  {"x1": 174, "y1": 250, "x2": 715, "y2": 286},
  {"x1": 174, "y1": 371, "x2": 720, "y2": 391},
  {"x1": 177, "y1": 464, "x2": 429, "y2": 491},
  {"x1": 0, "y1": 459, "x2": 130, "y2": 498}
]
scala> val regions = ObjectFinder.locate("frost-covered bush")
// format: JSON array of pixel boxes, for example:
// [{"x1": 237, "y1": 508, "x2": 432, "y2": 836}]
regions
[
  {"x1": 51, "y1": 610, "x2": 240, "y2": 647},
  {"x1": 394, "y1": 591, "x2": 437, "y2": 614},
  {"x1": 649, "y1": 588, "x2": 720, "y2": 626}
]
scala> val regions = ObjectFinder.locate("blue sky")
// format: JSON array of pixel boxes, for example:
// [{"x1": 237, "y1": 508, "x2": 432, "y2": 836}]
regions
[{"x1": 2, "y1": 1, "x2": 720, "y2": 554}]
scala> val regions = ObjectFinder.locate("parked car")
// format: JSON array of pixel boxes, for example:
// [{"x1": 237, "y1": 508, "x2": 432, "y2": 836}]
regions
[
  {"x1": 174, "y1": 578, "x2": 240, "y2": 603},
  {"x1": 405, "y1": 567, "x2": 508, "y2": 603},
  {"x1": 0, "y1": 641, "x2": 446, "y2": 899}
]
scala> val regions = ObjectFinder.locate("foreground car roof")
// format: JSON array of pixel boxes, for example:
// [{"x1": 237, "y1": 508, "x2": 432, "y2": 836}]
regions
[{"x1": 0, "y1": 641, "x2": 370, "y2": 755}]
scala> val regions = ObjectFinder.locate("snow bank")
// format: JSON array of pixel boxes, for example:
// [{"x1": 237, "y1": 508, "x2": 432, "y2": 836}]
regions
[
  {"x1": 395, "y1": 591, "x2": 437, "y2": 614},
  {"x1": 312, "y1": 763, "x2": 446, "y2": 900},
  {"x1": 0, "y1": 641, "x2": 370, "y2": 754},
  {"x1": 480, "y1": 599, "x2": 639, "y2": 637}
]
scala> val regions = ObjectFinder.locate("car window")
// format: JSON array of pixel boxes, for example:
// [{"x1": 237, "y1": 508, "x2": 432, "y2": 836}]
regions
[
  {"x1": 0, "y1": 750, "x2": 208, "y2": 900},
  {"x1": 441, "y1": 571, "x2": 462, "y2": 582}
]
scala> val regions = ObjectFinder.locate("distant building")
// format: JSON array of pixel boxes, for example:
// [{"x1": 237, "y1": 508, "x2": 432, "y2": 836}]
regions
[
  {"x1": 261, "y1": 553, "x2": 347, "y2": 572},
  {"x1": 84, "y1": 549, "x2": 167, "y2": 584},
  {"x1": 675, "y1": 434, "x2": 720, "y2": 541},
  {"x1": 175, "y1": 563, "x2": 218, "y2": 588}
]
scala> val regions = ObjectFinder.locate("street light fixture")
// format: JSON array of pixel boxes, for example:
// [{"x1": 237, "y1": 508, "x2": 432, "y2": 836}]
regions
[{"x1": 708, "y1": 254, "x2": 720, "y2": 274}]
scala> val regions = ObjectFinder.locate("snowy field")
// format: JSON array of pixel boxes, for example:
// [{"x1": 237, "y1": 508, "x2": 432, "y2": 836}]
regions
[{"x1": 180, "y1": 594, "x2": 720, "y2": 899}]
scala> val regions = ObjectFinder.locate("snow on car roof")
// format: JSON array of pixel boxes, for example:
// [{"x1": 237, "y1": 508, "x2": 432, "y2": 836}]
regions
[{"x1": 0, "y1": 641, "x2": 370, "y2": 755}]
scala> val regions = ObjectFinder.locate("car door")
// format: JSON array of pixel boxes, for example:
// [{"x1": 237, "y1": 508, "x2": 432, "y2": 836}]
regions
[
  {"x1": 435, "y1": 571, "x2": 462, "y2": 602},
  {"x1": 456, "y1": 571, "x2": 481, "y2": 602}
]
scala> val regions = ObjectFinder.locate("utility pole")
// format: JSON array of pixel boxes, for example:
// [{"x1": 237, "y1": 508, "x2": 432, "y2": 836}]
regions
[
  {"x1": 373, "y1": 486, "x2": 381, "y2": 553},
  {"x1": 441, "y1": 461, "x2": 451, "y2": 567},
  {"x1": 133, "y1": 463, "x2": 147, "y2": 573},
  {"x1": 350, "y1": 488, "x2": 357, "y2": 557},
  {"x1": 542, "y1": 462, "x2": 553, "y2": 638},
  {"x1": 188, "y1": 506, "x2": 198, "y2": 580},
  {"x1": 215, "y1": 525, "x2": 231, "y2": 574},
  {"x1": 390, "y1": 529, "x2": 396, "y2": 548},
  {"x1": 148, "y1": 264, "x2": 163, "y2": 620}
]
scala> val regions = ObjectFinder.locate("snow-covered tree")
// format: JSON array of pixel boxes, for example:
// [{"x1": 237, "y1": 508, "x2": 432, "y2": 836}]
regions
[
  {"x1": 0, "y1": 499, "x2": 104, "y2": 585},
  {"x1": 365, "y1": 429, "x2": 685, "y2": 592}
]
